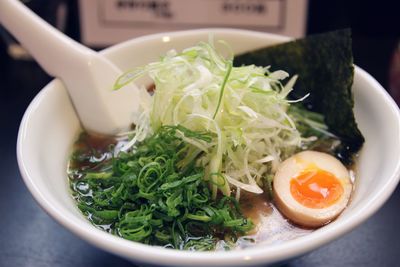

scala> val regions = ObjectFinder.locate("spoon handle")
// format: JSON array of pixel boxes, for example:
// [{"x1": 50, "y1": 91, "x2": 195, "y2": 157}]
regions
[
  {"x1": 0, "y1": 0, "x2": 93, "y2": 77},
  {"x1": 0, "y1": 0, "x2": 140, "y2": 134}
]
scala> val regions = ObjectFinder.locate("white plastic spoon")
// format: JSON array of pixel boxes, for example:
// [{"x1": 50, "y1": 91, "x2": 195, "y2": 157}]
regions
[{"x1": 0, "y1": 0, "x2": 140, "y2": 134}]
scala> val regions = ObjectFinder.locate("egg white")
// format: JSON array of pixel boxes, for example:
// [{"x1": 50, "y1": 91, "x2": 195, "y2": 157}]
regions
[{"x1": 273, "y1": 150, "x2": 353, "y2": 228}]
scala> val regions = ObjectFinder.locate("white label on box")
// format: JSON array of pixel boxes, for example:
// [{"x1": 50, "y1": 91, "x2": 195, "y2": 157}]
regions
[
  {"x1": 79, "y1": 0, "x2": 308, "y2": 46},
  {"x1": 102, "y1": 0, "x2": 282, "y2": 27}
]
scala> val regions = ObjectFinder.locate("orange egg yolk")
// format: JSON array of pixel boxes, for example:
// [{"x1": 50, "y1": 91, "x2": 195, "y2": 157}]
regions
[{"x1": 290, "y1": 169, "x2": 344, "y2": 209}]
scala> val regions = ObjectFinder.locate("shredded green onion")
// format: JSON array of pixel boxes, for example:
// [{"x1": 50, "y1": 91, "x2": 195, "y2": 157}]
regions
[
  {"x1": 115, "y1": 41, "x2": 314, "y2": 196},
  {"x1": 69, "y1": 126, "x2": 253, "y2": 250}
]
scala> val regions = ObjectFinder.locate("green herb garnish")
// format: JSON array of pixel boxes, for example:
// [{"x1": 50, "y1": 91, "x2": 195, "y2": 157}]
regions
[{"x1": 69, "y1": 126, "x2": 253, "y2": 250}]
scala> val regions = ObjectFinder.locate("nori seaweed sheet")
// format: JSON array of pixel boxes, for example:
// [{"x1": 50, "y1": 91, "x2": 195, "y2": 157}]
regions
[{"x1": 234, "y1": 29, "x2": 364, "y2": 163}]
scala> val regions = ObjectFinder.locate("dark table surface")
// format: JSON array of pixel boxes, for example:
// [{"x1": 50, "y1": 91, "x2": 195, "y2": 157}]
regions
[{"x1": 1, "y1": 16, "x2": 400, "y2": 267}]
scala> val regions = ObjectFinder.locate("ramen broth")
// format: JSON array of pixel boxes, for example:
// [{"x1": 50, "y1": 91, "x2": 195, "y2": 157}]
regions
[{"x1": 68, "y1": 132, "x2": 313, "y2": 250}]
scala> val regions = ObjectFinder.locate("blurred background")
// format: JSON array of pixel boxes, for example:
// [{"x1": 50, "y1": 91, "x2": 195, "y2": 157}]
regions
[
  {"x1": 1, "y1": 0, "x2": 399, "y2": 117},
  {"x1": 0, "y1": 0, "x2": 399, "y2": 266}
]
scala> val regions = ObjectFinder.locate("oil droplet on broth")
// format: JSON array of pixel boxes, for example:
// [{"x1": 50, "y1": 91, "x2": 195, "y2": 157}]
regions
[
  {"x1": 240, "y1": 192, "x2": 273, "y2": 227},
  {"x1": 220, "y1": 192, "x2": 313, "y2": 250}
]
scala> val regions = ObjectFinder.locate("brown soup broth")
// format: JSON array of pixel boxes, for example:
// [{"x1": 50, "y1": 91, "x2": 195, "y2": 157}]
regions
[{"x1": 68, "y1": 132, "x2": 317, "y2": 250}]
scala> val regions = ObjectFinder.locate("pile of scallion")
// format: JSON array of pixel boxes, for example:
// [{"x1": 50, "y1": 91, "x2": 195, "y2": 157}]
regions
[{"x1": 69, "y1": 126, "x2": 254, "y2": 250}]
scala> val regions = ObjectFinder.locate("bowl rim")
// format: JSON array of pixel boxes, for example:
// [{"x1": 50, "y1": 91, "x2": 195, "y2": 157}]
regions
[{"x1": 16, "y1": 28, "x2": 400, "y2": 266}]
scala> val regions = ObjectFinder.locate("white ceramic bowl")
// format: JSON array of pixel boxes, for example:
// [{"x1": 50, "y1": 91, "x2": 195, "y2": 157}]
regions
[{"x1": 17, "y1": 29, "x2": 400, "y2": 266}]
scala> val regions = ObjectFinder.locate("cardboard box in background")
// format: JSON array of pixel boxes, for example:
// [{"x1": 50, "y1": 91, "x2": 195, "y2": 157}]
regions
[{"x1": 79, "y1": 0, "x2": 308, "y2": 47}]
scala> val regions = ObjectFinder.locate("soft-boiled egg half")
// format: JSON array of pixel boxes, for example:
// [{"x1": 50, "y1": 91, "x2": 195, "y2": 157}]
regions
[{"x1": 273, "y1": 150, "x2": 352, "y2": 228}]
